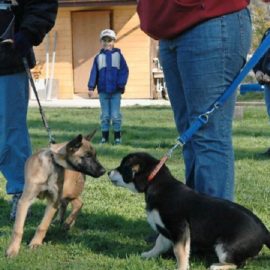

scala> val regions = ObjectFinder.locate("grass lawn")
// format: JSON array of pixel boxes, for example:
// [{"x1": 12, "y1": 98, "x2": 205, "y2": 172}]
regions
[{"x1": 0, "y1": 105, "x2": 269, "y2": 270}]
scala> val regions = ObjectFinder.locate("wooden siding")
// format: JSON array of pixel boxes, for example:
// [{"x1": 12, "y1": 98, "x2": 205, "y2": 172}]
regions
[
  {"x1": 33, "y1": 5, "x2": 151, "y2": 99},
  {"x1": 34, "y1": 9, "x2": 74, "y2": 98},
  {"x1": 114, "y1": 7, "x2": 150, "y2": 98}
]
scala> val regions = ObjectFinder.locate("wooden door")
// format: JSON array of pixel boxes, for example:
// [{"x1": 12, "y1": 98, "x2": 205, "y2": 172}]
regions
[{"x1": 72, "y1": 11, "x2": 110, "y2": 95}]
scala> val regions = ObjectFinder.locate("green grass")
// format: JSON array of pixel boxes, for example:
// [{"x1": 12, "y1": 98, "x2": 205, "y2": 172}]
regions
[
  {"x1": 0, "y1": 106, "x2": 270, "y2": 270},
  {"x1": 237, "y1": 91, "x2": 264, "y2": 102}
]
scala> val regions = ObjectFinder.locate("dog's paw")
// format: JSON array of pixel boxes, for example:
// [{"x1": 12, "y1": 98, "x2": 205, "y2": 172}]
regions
[
  {"x1": 141, "y1": 251, "x2": 151, "y2": 258},
  {"x1": 141, "y1": 250, "x2": 157, "y2": 259},
  {"x1": 52, "y1": 218, "x2": 61, "y2": 226},
  {"x1": 62, "y1": 222, "x2": 71, "y2": 231},
  {"x1": 29, "y1": 241, "x2": 42, "y2": 250},
  {"x1": 209, "y1": 263, "x2": 237, "y2": 270},
  {"x1": 5, "y1": 245, "x2": 19, "y2": 258},
  {"x1": 62, "y1": 220, "x2": 75, "y2": 231}
]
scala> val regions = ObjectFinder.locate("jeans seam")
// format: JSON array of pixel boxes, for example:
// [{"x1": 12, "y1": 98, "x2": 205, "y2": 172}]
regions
[{"x1": 220, "y1": 16, "x2": 227, "y2": 139}]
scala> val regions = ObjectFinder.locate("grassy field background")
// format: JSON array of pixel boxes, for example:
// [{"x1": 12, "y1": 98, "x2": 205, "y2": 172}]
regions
[{"x1": 0, "y1": 105, "x2": 269, "y2": 270}]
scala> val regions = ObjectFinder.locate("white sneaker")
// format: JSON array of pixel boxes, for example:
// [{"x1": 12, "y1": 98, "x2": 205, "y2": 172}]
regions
[
  {"x1": 100, "y1": 138, "x2": 108, "y2": 144},
  {"x1": 114, "y1": 138, "x2": 121, "y2": 145}
]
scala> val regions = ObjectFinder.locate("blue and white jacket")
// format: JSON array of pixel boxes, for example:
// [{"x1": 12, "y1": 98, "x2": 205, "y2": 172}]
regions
[{"x1": 88, "y1": 48, "x2": 129, "y2": 94}]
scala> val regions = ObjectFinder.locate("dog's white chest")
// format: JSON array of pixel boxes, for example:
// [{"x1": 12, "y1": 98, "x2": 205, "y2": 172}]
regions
[{"x1": 147, "y1": 209, "x2": 165, "y2": 232}]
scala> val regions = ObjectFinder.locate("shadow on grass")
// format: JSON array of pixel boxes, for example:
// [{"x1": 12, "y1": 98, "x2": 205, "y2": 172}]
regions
[
  {"x1": 0, "y1": 199, "x2": 211, "y2": 269},
  {"x1": 2, "y1": 200, "x2": 268, "y2": 269},
  {"x1": 233, "y1": 127, "x2": 270, "y2": 139},
  {"x1": 234, "y1": 147, "x2": 270, "y2": 161},
  {"x1": 45, "y1": 211, "x2": 150, "y2": 258},
  {"x1": 1, "y1": 199, "x2": 149, "y2": 258}
]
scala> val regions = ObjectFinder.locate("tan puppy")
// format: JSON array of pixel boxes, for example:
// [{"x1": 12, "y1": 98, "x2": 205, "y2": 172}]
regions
[{"x1": 6, "y1": 132, "x2": 105, "y2": 257}]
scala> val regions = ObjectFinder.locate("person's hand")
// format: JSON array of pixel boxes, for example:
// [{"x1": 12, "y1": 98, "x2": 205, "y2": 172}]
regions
[
  {"x1": 255, "y1": 71, "x2": 264, "y2": 84},
  {"x1": 263, "y1": 73, "x2": 270, "y2": 83},
  {"x1": 88, "y1": 90, "x2": 94, "y2": 98},
  {"x1": 13, "y1": 31, "x2": 32, "y2": 57}
]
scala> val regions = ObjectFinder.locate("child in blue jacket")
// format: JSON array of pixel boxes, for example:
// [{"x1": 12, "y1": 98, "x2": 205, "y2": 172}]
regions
[{"x1": 88, "y1": 29, "x2": 129, "y2": 144}]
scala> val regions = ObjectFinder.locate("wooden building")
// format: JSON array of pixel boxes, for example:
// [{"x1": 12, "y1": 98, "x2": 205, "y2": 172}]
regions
[{"x1": 33, "y1": 0, "x2": 162, "y2": 99}]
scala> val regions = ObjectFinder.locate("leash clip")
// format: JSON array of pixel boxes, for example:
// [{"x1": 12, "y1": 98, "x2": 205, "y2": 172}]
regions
[
  {"x1": 167, "y1": 141, "x2": 182, "y2": 158},
  {"x1": 198, "y1": 102, "x2": 220, "y2": 124}
]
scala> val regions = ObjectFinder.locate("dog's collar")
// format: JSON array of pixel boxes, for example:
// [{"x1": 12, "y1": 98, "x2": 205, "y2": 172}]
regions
[
  {"x1": 147, "y1": 155, "x2": 168, "y2": 182},
  {"x1": 147, "y1": 142, "x2": 182, "y2": 181},
  {"x1": 50, "y1": 151, "x2": 62, "y2": 168},
  {"x1": 66, "y1": 158, "x2": 81, "y2": 171}
]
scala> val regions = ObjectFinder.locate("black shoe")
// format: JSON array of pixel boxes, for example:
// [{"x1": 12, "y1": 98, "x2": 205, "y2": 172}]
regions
[
  {"x1": 10, "y1": 193, "x2": 22, "y2": 221},
  {"x1": 10, "y1": 193, "x2": 32, "y2": 221},
  {"x1": 114, "y1": 131, "x2": 121, "y2": 145},
  {"x1": 100, "y1": 137, "x2": 108, "y2": 144},
  {"x1": 114, "y1": 138, "x2": 121, "y2": 145},
  {"x1": 100, "y1": 131, "x2": 109, "y2": 144}
]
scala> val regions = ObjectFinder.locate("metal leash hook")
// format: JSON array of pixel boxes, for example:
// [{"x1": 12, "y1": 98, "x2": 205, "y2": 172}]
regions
[
  {"x1": 198, "y1": 102, "x2": 220, "y2": 124},
  {"x1": 167, "y1": 140, "x2": 183, "y2": 158},
  {"x1": 23, "y1": 57, "x2": 56, "y2": 145}
]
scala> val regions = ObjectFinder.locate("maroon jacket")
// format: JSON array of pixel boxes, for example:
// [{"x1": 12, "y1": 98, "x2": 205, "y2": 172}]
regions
[{"x1": 137, "y1": 0, "x2": 250, "y2": 40}]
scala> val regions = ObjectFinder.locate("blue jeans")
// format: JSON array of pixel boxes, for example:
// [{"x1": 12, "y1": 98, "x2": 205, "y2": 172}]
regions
[
  {"x1": 159, "y1": 8, "x2": 251, "y2": 201},
  {"x1": 0, "y1": 72, "x2": 32, "y2": 194},
  {"x1": 264, "y1": 84, "x2": 270, "y2": 118},
  {"x1": 99, "y1": 92, "x2": 122, "y2": 132}
]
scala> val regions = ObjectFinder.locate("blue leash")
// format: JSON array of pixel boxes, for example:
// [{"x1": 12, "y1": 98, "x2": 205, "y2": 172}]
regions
[
  {"x1": 144, "y1": 33, "x2": 270, "y2": 178},
  {"x1": 177, "y1": 32, "x2": 270, "y2": 146}
]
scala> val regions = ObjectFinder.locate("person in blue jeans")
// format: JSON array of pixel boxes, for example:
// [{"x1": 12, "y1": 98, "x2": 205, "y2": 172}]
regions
[
  {"x1": 159, "y1": 10, "x2": 251, "y2": 201},
  {"x1": 137, "y1": 1, "x2": 253, "y2": 201},
  {"x1": 88, "y1": 29, "x2": 129, "y2": 145},
  {"x1": 254, "y1": 28, "x2": 270, "y2": 155},
  {"x1": 0, "y1": 0, "x2": 58, "y2": 220}
]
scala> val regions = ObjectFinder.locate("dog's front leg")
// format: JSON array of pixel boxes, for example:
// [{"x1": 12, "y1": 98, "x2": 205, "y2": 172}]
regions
[
  {"x1": 173, "y1": 223, "x2": 191, "y2": 270},
  {"x1": 63, "y1": 197, "x2": 83, "y2": 230},
  {"x1": 141, "y1": 234, "x2": 172, "y2": 258},
  {"x1": 53, "y1": 198, "x2": 68, "y2": 224},
  {"x1": 6, "y1": 192, "x2": 35, "y2": 257},
  {"x1": 29, "y1": 202, "x2": 58, "y2": 249}
]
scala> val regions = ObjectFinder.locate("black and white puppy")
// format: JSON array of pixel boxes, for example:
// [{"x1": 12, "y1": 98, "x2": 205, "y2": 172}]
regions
[{"x1": 108, "y1": 152, "x2": 270, "y2": 270}]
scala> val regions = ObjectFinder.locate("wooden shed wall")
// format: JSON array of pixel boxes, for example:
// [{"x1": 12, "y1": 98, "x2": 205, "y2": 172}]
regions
[{"x1": 33, "y1": 6, "x2": 151, "y2": 99}]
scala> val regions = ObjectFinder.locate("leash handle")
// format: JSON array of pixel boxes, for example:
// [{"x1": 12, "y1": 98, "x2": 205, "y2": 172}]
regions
[
  {"x1": 23, "y1": 57, "x2": 56, "y2": 144},
  {"x1": 178, "y1": 33, "x2": 270, "y2": 145}
]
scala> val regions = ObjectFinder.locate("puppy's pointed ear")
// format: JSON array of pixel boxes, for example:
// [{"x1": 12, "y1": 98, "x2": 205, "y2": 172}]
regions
[
  {"x1": 85, "y1": 129, "x2": 97, "y2": 141},
  {"x1": 66, "y1": 134, "x2": 83, "y2": 152}
]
